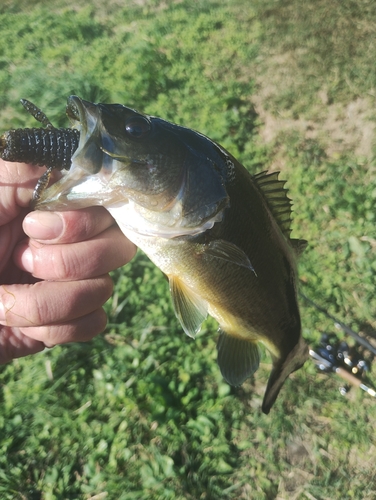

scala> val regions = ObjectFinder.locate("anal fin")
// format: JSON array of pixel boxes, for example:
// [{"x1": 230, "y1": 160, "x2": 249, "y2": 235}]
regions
[{"x1": 216, "y1": 330, "x2": 260, "y2": 387}]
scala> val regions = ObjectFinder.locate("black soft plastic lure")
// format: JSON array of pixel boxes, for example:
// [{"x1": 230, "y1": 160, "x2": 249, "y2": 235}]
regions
[{"x1": 0, "y1": 99, "x2": 79, "y2": 202}]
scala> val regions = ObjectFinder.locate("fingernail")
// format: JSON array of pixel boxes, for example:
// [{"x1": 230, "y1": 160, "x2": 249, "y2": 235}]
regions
[
  {"x1": 23, "y1": 212, "x2": 64, "y2": 240},
  {"x1": 19, "y1": 247, "x2": 34, "y2": 273}
]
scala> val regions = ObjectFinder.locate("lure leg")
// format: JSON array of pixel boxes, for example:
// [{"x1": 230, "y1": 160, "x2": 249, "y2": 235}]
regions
[
  {"x1": 20, "y1": 99, "x2": 54, "y2": 129},
  {"x1": 32, "y1": 166, "x2": 54, "y2": 205}
]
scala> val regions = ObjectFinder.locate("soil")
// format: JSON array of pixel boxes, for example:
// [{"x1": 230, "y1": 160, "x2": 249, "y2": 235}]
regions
[{"x1": 251, "y1": 53, "x2": 376, "y2": 159}]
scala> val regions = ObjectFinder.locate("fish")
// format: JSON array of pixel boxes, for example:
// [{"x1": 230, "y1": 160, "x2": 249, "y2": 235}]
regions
[{"x1": 10, "y1": 96, "x2": 309, "y2": 413}]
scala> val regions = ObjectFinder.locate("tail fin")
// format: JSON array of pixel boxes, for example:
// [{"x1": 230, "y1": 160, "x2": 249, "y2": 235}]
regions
[{"x1": 262, "y1": 336, "x2": 308, "y2": 414}]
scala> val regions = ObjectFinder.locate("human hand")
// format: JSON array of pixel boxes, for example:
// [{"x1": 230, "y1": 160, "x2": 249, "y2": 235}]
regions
[{"x1": 0, "y1": 159, "x2": 136, "y2": 363}]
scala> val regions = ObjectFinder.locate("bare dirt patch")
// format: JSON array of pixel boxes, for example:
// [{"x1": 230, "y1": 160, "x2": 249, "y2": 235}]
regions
[
  {"x1": 254, "y1": 95, "x2": 376, "y2": 159},
  {"x1": 252, "y1": 55, "x2": 376, "y2": 159}
]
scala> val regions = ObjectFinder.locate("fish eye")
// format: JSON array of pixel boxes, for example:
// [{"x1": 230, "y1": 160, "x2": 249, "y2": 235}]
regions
[{"x1": 125, "y1": 117, "x2": 151, "y2": 139}]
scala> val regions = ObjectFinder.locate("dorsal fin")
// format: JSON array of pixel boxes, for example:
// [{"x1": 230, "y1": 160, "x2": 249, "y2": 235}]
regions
[{"x1": 253, "y1": 171, "x2": 293, "y2": 239}]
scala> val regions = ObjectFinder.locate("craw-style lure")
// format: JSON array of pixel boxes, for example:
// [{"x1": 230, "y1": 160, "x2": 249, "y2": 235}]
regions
[{"x1": 0, "y1": 99, "x2": 79, "y2": 202}]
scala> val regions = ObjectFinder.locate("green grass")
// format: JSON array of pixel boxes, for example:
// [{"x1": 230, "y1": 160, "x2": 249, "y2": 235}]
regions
[
  {"x1": 0, "y1": 0, "x2": 375, "y2": 498},
  {"x1": 252, "y1": 0, "x2": 376, "y2": 118}
]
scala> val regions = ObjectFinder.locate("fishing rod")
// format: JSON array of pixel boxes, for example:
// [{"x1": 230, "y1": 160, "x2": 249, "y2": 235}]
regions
[
  {"x1": 300, "y1": 290, "x2": 376, "y2": 398},
  {"x1": 300, "y1": 291, "x2": 376, "y2": 356},
  {"x1": 309, "y1": 340, "x2": 376, "y2": 398}
]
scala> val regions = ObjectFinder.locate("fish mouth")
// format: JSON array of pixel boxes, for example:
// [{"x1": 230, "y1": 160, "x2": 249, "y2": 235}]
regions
[
  {"x1": 65, "y1": 95, "x2": 82, "y2": 122},
  {"x1": 66, "y1": 95, "x2": 105, "y2": 174},
  {"x1": 35, "y1": 96, "x2": 127, "y2": 211}
]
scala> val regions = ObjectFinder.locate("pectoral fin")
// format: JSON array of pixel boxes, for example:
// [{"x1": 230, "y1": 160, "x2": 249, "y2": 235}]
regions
[
  {"x1": 169, "y1": 276, "x2": 208, "y2": 339},
  {"x1": 216, "y1": 330, "x2": 260, "y2": 386}
]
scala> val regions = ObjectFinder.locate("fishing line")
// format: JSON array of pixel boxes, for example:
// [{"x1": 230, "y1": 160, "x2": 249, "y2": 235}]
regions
[
  {"x1": 299, "y1": 290, "x2": 376, "y2": 356},
  {"x1": 299, "y1": 289, "x2": 376, "y2": 397}
]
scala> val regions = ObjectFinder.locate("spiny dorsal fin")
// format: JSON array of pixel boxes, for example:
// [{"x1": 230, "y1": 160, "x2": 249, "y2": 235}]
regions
[
  {"x1": 253, "y1": 171, "x2": 293, "y2": 239},
  {"x1": 217, "y1": 330, "x2": 260, "y2": 386}
]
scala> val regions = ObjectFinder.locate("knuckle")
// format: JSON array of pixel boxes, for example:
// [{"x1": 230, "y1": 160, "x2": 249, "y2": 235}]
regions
[
  {"x1": 24, "y1": 290, "x2": 47, "y2": 326},
  {"x1": 1, "y1": 285, "x2": 46, "y2": 327},
  {"x1": 51, "y1": 246, "x2": 80, "y2": 280},
  {"x1": 31, "y1": 245, "x2": 71, "y2": 280}
]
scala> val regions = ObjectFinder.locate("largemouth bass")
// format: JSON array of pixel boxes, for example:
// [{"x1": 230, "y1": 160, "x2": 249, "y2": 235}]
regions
[{"x1": 2, "y1": 96, "x2": 309, "y2": 413}]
